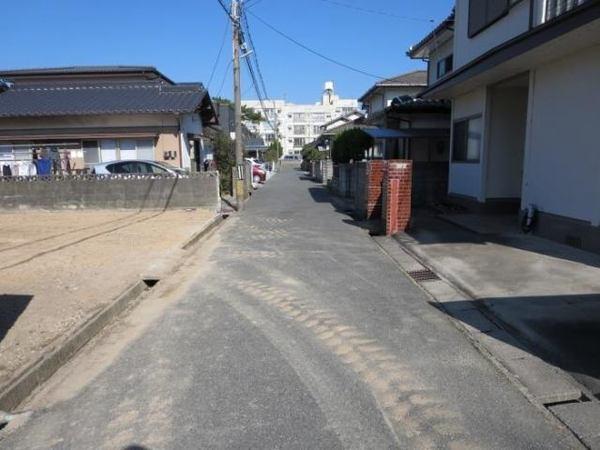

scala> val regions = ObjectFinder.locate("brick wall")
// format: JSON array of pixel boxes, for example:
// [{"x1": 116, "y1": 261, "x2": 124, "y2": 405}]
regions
[
  {"x1": 366, "y1": 161, "x2": 386, "y2": 220},
  {"x1": 382, "y1": 160, "x2": 412, "y2": 236}
]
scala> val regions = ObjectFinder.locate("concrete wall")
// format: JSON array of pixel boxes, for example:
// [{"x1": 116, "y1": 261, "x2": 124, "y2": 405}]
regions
[
  {"x1": 449, "y1": 88, "x2": 487, "y2": 200},
  {"x1": 454, "y1": 0, "x2": 530, "y2": 69},
  {"x1": 523, "y1": 44, "x2": 600, "y2": 226},
  {"x1": 0, "y1": 173, "x2": 220, "y2": 211},
  {"x1": 486, "y1": 86, "x2": 528, "y2": 199}
]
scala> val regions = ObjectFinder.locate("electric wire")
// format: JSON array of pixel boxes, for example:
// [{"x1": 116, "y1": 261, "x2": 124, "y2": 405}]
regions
[
  {"x1": 246, "y1": 10, "x2": 385, "y2": 79},
  {"x1": 317, "y1": 0, "x2": 434, "y2": 22},
  {"x1": 207, "y1": 19, "x2": 230, "y2": 89}
]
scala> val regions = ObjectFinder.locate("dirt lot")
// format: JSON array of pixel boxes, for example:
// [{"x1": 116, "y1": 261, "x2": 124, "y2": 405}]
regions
[{"x1": 0, "y1": 209, "x2": 215, "y2": 387}]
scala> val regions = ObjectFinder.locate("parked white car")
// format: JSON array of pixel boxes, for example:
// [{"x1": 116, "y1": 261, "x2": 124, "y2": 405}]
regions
[{"x1": 93, "y1": 160, "x2": 186, "y2": 176}]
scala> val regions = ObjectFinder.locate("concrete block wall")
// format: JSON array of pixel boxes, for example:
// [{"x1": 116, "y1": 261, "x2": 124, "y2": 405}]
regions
[
  {"x1": 0, "y1": 173, "x2": 221, "y2": 211},
  {"x1": 382, "y1": 160, "x2": 413, "y2": 236}
]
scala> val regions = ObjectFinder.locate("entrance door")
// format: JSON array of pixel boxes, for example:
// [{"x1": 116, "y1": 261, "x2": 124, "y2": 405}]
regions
[{"x1": 485, "y1": 74, "x2": 529, "y2": 205}]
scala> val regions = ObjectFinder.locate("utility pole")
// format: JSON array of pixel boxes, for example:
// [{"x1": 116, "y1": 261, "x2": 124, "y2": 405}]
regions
[{"x1": 232, "y1": 0, "x2": 245, "y2": 203}]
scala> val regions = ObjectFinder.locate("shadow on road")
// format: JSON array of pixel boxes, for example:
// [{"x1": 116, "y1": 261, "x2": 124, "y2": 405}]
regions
[{"x1": 0, "y1": 294, "x2": 33, "y2": 344}]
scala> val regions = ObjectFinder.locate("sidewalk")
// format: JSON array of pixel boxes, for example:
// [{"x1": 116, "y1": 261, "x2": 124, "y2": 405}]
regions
[{"x1": 384, "y1": 210, "x2": 600, "y2": 447}]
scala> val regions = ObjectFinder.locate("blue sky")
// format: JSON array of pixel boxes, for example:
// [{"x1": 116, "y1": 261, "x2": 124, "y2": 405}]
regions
[{"x1": 2, "y1": 0, "x2": 453, "y2": 103}]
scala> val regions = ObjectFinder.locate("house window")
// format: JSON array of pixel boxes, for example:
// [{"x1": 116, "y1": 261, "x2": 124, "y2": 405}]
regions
[
  {"x1": 313, "y1": 125, "x2": 322, "y2": 135},
  {"x1": 545, "y1": 0, "x2": 588, "y2": 21},
  {"x1": 452, "y1": 116, "x2": 482, "y2": 162},
  {"x1": 137, "y1": 139, "x2": 155, "y2": 160},
  {"x1": 436, "y1": 54, "x2": 453, "y2": 79},
  {"x1": 312, "y1": 113, "x2": 325, "y2": 123},
  {"x1": 119, "y1": 139, "x2": 137, "y2": 160},
  {"x1": 83, "y1": 141, "x2": 100, "y2": 166},
  {"x1": 468, "y1": 0, "x2": 509, "y2": 37},
  {"x1": 100, "y1": 139, "x2": 117, "y2": 163}
]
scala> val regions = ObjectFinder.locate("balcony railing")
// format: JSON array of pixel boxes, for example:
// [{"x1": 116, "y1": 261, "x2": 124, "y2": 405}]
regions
[{"x1": 545, "y1": 0, "x2": 590, "y2": 21}]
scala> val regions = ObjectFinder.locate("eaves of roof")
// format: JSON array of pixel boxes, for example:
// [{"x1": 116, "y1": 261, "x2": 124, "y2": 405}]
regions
[{"x1": 407, "y1": 11, "x2": 455, "y2": 59}]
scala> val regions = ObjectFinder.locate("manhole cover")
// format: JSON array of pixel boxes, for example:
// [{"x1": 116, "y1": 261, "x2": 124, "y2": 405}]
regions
[{"x1": 407, "y1": 269, "x2": 440, "y2": 282}]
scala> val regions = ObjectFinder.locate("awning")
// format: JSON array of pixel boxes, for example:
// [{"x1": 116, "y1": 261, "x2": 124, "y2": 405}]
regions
[{"x1": 361, "y1": 127, "x2": 450, "y2": 139}]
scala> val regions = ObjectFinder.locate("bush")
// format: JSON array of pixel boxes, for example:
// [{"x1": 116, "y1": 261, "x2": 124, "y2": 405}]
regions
[
  {"x1": 331, "y1": 128, "x2": 373, "y2": 164},
  {"x1": 214, "y1": 131, "x2": 234, "y2": 195},
  {"x1": 301, "y1": 144, "x2": 325, "y2": 162},
  {"x1": 264, "y1": 140, "x2": 283, "y2": 162}
]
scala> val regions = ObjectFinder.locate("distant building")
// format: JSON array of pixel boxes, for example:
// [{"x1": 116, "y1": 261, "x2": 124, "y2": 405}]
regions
[
  {"x1": 242, "y1": 82, "x2": 359, "y2": 157},
  {"x1": 0, "y1": 66, "x2": 217, "y2": 173}
]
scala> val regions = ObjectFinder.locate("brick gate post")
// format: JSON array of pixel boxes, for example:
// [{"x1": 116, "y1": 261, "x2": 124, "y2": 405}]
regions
[{"x1": 382, "y1": 160, "x2": 412, "y2": 236}]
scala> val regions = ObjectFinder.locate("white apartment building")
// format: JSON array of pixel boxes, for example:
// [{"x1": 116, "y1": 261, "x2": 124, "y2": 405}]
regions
[{"x1": 242, "y1": 82, "x2": 358, "y2": 156}]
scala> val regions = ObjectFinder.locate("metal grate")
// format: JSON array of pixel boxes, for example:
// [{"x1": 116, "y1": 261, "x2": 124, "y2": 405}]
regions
[{"x1": 407, "y1": 269, "x2": 440, "y2": 282}]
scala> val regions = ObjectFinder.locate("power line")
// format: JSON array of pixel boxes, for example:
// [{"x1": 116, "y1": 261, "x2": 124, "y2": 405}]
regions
[
  {"x1": 216, "y1": 59, "x2": 233, "y2": 97},
  {"x1": 215, "y1": 0, "x2": 235, "y2": 21},
  {"x1": 241, "y1": 11, "x2": 270, "y2": 100},
  {"x1": 247, "y1": 10, "x2": 385, "y2": 80},
  {"x1": 246, "y1": 0, "x2": 265, "y2": 8},
  {"x1": 318, "y1": 0, "x2": 434, "y2": 23},
  {"x1": 207, "y1": 19, "x2": 230, "y2": 89}
]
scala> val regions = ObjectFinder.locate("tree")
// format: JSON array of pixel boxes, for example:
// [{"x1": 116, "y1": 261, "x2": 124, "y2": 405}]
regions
[
  {"x1": 301, "y1": 144, "x2": 325, "y2": 162},
  {"x1": 263, "y1": 140, "x2": 283, "y2": 162},
  {"x1": 331, "y1": 128, "x2": 373, "y2": 164},
  {"x1": 213, "y1": 131, "x2": 235, "y2": 195},
  {"x1": 212, "y1": 97, "x2": 264, "y2": 124},
  {"x1": 242, "y1": 105, "x2": 264, "y2": 124}
]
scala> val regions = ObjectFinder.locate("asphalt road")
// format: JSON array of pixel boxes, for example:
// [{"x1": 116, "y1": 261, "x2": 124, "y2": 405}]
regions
[{"x1": 2, "y1": 164, "x2": 581, "y2": 449}]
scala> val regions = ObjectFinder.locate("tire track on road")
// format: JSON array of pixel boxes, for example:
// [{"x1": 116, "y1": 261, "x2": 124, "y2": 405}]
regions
[{"x1": 233, "y1": 279, "x2": 479, "y2": 450}]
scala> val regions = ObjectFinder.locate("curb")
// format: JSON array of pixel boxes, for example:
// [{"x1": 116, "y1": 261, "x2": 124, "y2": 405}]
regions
[
  {"x1": 0, "y1": 213, "x2": 227, "y2": 413},
  {"x1": 0, "y1": 280, "x2": 151, "y2": 412},
  {"x1": 181, "y1": 214, "x2": 225, "y2": 250},
  {"x1": 372, "y1": 234, "x2": 589, "y2": 448}
]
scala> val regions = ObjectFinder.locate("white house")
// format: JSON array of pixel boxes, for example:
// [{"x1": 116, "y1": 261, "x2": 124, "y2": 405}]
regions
[
  {"x1": 358, "y1": 71, "x2": 427, "y2": 118},
  {"x1": 413, "y1": 0, "x2": 600, "y2": 253},
  {"x1": 243, "y1": 82, "x2": 358, "y2": 157}
]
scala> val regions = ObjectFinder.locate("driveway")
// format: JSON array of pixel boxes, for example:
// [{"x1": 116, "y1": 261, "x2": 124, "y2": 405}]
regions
[{"x1": 2, "y1": 165, "x2": 581, "y2": 449}]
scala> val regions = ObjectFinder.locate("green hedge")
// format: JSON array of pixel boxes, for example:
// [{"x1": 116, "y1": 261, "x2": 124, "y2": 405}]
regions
[{"x1": 331, "y1": 128, "x2": 373, "y2": 164}]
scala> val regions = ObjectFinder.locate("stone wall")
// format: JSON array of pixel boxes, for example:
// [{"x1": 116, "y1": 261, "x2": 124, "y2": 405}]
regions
[{"x1": 0, "y1": 173, "x2": 221, "y2": 211}]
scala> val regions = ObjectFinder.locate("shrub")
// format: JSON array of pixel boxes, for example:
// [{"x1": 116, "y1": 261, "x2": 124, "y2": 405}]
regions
[{"x1": 331, "y1": 128, "x2": 373, "y2": 164}]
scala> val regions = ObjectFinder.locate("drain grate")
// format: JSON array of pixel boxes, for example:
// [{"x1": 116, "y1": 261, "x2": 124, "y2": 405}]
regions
[{"x1": 407, "y1": 269, "x2": 440, "y2": 282}]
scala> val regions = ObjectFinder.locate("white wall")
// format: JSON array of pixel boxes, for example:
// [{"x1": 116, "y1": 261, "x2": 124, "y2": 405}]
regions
[
  {"x1": 454, "y1": 0, "x2": 531, "y2": 69},
  {"x1": 448, "y1": 88, "x2": 487, "y2": 200},
  {"x1": 428, "y1": 39, "x2": 454, "y2": 85},
  {"x1": 367, "y1": 87, "x2": 425, "y2": 115},
  {"x1": 179, "y1": 113, "x2": 203, "y2": 170},
  {"x1": 486, "y1": 86, "x2": 528, "y2": 199},
  {"x1": 523, "y1": 44, "x2": 600, "y2": 225}
]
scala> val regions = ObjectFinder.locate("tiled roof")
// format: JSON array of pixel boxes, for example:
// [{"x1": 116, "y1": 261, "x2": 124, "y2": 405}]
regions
[
  {"x1": 358, "y1": 70, "x2": 427, "y2": 102},
  {"x1": 375, "y1": 70, "x2": 428, "y2": 87},
  {"x1": 0, "y1": 81, "x2": 208, "y2": 117}
]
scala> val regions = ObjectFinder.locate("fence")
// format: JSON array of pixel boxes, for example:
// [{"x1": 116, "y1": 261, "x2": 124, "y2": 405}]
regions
[{"x1": 0, "y1": 172, "x2": 221, "y2": 211}]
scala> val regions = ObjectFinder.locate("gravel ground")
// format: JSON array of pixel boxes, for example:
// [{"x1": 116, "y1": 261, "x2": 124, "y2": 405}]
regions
[{"x1": 0, "y1": 209, "x2": 214, "y2": 386}]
